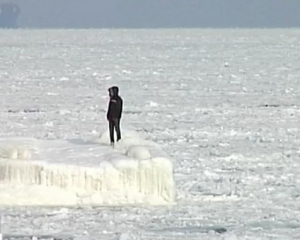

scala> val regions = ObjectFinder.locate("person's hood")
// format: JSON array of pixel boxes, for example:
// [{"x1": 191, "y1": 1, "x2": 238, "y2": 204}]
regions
[{"x1": 111, "y1": 86, "x2": 119, "y2": 96}]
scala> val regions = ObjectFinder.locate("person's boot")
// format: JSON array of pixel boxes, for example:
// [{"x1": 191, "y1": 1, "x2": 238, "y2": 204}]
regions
[{"x1": 110, "y1": 142, "x2": 115, "y2": 148}]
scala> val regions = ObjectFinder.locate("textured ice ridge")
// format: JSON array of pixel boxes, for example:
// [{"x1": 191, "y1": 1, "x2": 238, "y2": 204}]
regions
[{"x1": 0, "y1": 130, "x2": 175, "y2": 206}]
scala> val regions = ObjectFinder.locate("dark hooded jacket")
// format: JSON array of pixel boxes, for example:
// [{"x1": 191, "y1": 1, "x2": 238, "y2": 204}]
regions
[{"x1": 107, "y1": 86, "x2": 123, "y2": 120}]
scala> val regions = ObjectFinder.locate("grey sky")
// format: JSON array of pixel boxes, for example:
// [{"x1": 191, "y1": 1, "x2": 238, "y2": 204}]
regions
[{"x1": 9, "y1": 0, "x2": 300, "y2": 28}]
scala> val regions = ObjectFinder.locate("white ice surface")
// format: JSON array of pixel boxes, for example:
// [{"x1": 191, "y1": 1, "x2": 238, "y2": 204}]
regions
[
  {"x1": 0, "y1": 130, "x2": 175, "y2": 206},
  {"x1": 1, "y1": 29, "x2": 300, "y2": 239}
]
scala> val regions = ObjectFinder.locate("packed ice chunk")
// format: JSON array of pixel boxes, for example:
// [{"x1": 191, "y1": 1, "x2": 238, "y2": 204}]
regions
[{"x1": 0, "y1": 131, "x2": 176, "y2": 206}]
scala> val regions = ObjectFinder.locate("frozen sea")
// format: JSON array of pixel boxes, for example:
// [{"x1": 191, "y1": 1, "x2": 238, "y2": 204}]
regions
[{"x1": 1, "y1": 29, "x2": 300, "y2": 239}]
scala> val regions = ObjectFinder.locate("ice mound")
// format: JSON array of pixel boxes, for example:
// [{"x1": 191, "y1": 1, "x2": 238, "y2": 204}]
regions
[
  {"x1": 0, "y1": 131, "x2": 175, "y2": 206},
  {"x1": 0, "y1": 138, "x2": 35, "y2": 160},
  {"x1": 126, "y1": 145, "x2": 151, "y2": 160}
]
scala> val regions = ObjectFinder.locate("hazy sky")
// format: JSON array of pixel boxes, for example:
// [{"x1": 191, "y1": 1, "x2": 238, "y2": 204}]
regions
[{"x1": 7, "y1": 0, "x2": 300, "y2": 28}]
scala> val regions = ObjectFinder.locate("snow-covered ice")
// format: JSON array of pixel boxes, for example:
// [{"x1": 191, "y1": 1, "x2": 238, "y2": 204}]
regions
[
  {"x1": 1, "y1": 28, "x2": 300, "y2": 239},
  {"x1": 0, "y1": 130, "x2": 175, "y2": 206}
]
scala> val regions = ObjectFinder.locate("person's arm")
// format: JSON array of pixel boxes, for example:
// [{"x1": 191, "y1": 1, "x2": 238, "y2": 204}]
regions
[
  {"x1": 119, "y1": 98, "x2": 123, "y2": 119},
  {"x1": 107, "y1": 100, "x2": 112, "y2": 120}
]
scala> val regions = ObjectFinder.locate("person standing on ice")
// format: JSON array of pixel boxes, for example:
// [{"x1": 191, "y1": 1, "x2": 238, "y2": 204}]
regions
[{"x1": 107, "y1": 86, "x2": 123, "y2": 146}]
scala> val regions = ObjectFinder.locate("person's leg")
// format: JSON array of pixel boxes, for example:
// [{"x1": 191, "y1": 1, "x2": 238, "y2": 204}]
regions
[
  {"x1": 109, "y1": 120, "x2": 115, "y2": 144},
  {"x1": 114, "y1": 118, "x2": 121, "y2": 141}
]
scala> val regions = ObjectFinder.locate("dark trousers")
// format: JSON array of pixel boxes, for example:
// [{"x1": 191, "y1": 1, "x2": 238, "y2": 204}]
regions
[{"x1": 109, "y1": 118, "x2": 121, "y2": 143}]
